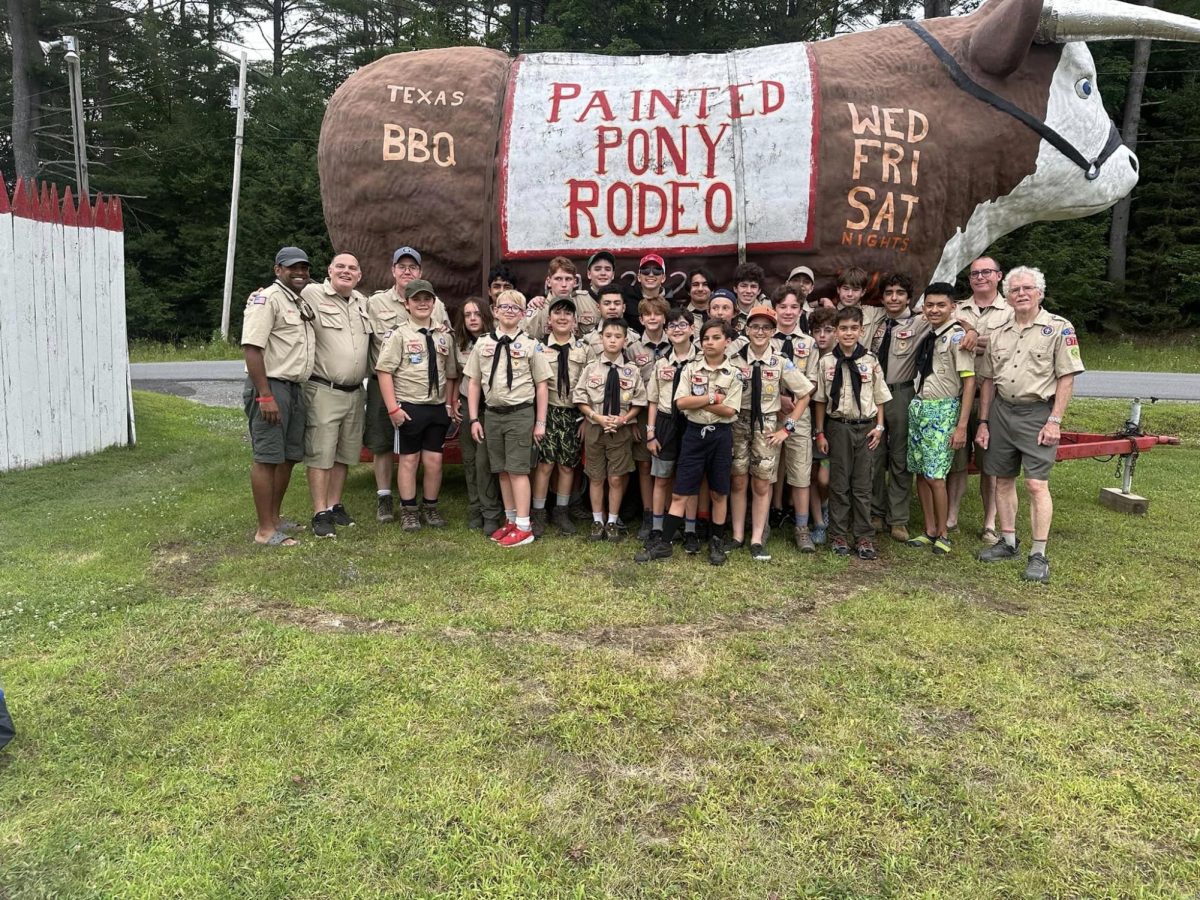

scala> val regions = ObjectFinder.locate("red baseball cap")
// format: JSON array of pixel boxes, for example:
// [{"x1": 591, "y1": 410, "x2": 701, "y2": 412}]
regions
[{"x1": 638, "y1": 253, "x2": 665, "y2": 270}]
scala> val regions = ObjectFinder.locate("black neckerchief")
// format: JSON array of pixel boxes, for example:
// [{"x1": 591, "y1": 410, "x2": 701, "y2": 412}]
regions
[
  {"x1": 774, "y1": 330, "x2": 795, "y2": 360},
  {"x1": 739, "y1": 345, "x2": 768, "y2": 432},
  {"x1": 830, "y1": 343, "x2": 868, "y2": 416},
  {"x1": 602, "y1": 360, "x2": 621, "y2": 416},
  {"x1": 488, "y1": 332, "x2": 515, "y2": 390},
  {"x1": 418, "y1": 327, "x2": 438, "y2": 396},
  {"x1": 549, "y1": 339, "x2": 573, "y2": 400},
  {"x1": 916, "y1": 323, "x2": 958, "y2": 392}
]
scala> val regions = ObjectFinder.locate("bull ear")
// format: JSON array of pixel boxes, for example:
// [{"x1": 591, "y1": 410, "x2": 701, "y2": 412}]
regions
[{"x1": 967, "y1": 0, "x2": 1043, "y2": 78}]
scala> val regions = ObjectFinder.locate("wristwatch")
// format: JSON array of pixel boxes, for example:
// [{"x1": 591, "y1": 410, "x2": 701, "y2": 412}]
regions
[
  {"x1": 708, "y1": 391, "x2": 717, "y2": 405},
  {"x1": 783, "y1": 418, "x2": 796, "y2": 433},
  {"x1": 1047, "y1": 414, "x2": 1063, "y2": 424},
  {"x1": 874, "y1": 424, "x2": 885, "y2": 432}
]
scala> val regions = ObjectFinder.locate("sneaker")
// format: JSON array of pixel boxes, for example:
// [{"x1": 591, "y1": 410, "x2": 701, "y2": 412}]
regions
[
  {"x1": 490, "y1": 521, "x2": 515, "y2": 542},
  {"x1": 794, "y1": 525, "x2": 816, "y2": 554},
  {"x1": 906, "y1": 533, "x2": 935, "y2": 549},
  {"x1": 589, "y1": 521, "x2": 606, "y2": 542},
  {"x1": 498, "y1": 526, "x2": 535, "y2": 547},
  {"x1": 605, "y1": 522, "x2": 623, "y2": 543},
  {"x1": 769, "y1": 507, "x2": 788, "y2": 529},
  {"x1": 725, "y1": 537, "x2": 745, "y2": 552},
  {"x1": 376, "y1": 494, "x2": 394, "y2": 523},
  {"x1": 977, "y1": 538, "x2": 1020, "y2": 562},
  {"x1": 749, "y1": 543, "x2": 771, "y2": 561},
  {"x1": 530, "y1": 507, "x2": 548, "y2": 539},
  {"x1": 550, "y1": 506, "x2": 576, "y2": 535},
  {"x1": 889, "y1": 524, "x2": 909, "y2": 543},
  {"x1": 637, "y1": 510, "x2": 653, "y2": 542},
  {"x1": 643, "y1": 529, "x2": 662, "y2": 550},
  {"x1": 421, "y1": 503, "x2": 447, "y2": 528},
  {"x1": 467, "y1": 512, "x2": 484, "y2": 531},
  {"x1": 932, "y1": 537, "x2": 952, "y2": 555},
  {"x1": 1022, "y1": 552, "x2": 1051, "y2": 583},
  {"x1": 831, "y1": 537, "x2": 851, "y2": 556},
  {"x1": 810, "y1": 524, "x2": 827, "y2": 546},
  {"x1": 312, "y1": 510, "x2": 336, "y2": 538},
  {"x1": 870, "y1": 515, "x2": 884, "y2": 533},
  {"x1": 330, "y1": 503, "x2": 355, "y2": 527},
  {"x1": 683, "y1": 531, "x2": 701, "y2": 555},
  {"x1": 708, "y1": 535, "x2": 727, "y2": 567},
  {"x1": 856, "y1": 539, "x2": 878, "y2": 560},
  {"x1": 635, "y1": 538, "x2": 673, "y2": 563},
  {"x1": 399, "y1": 505, "x2": 421, "y2": 532}
]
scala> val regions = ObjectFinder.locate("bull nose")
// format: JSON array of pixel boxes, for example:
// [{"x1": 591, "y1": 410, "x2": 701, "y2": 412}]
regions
[{"x1": 1129, "y1": 152, "x2": 1139, "y2": 174}]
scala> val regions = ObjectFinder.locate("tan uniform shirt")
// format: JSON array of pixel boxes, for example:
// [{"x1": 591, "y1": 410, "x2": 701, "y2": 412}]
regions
[
  {"x1": 842, "y1": 303, "x2": 887, "y2": 336},
  {"x1": 646, "y1": 345, "x2": 697, "y2": 415},
  {"x1": 523, "y1": 289, "x2": 603, "y2": 339},
  {"x1": 771, "y1": 328, "x2": 821, "y2": 383},
  {"x1": 956, "y1": 293, "x2": 1012, "y2": 336},
  {"x1": 813, "y1": 349, "x2": 892, "y2": 419},
  {"x1": 365, "y1": 287, "x2": 450, "y2": 367},
  {"x1": 627, "y1": 331, "x2": 672, "y2": 385},
  {"x1": 464, "y1": 329, "x2": 552, "y2": 407},
  {"x1": 376, "y1": 321, "x2": 459, "y2": 404},
  {"x1": 873, "y1": 310, "x2": 930, "y2": 386},
  {"x1": 917, "y1": 323, "x2": 975, "y2": 401},
  {"x1": 542, "y1": 336, "x2": 595, "y2": 409},
  {"x1": 585, "y1": 326, "x2": 640, "y2": 360},
  {"x1": 734, "y1": 345, "x2": 815, "y2": 416},
  {"x1": 673, "y1": 357, "x2": 744, "y2": 425},
  {"x1": 303, "y1": 280, "x2": 371, "y2": 385},
  {"x1": 240, "y1": 280, "x2": 316, "y2": 382},
  {"x1": 978, "y1": 308, "x2": 1085, "y2": 403},
  {"x1": 573, "y1": 357, "x2": 648, "y2": 414},
  {"x1": 455, "y1": 338, "x2": 477, "y2": 399}
]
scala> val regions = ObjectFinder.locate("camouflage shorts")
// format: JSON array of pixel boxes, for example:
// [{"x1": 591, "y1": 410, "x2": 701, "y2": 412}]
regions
[
  {"x1": 731, "y1": 411, "x2": 781, "y2": 481},
  {"x1": 537, "y1": 404, "x2": 582, "y2": 468}
]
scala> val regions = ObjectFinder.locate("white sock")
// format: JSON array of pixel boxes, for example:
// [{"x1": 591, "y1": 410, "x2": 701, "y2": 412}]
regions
[
  {"x1": 1002, "y1": 531, "x2": 1017, "y2": 548},
  {"x1": 516, "y1": 516, "x2": 531, "y2": 531},
  {"x1": 377, "y1": 489, "x2": 391, "y2": 497},
  {"x1": 1031, "y1": 539, "x2": 1048, "y2": 556},
  {"x1": 607, "y1": 513, "x2": 619, "y2": 524},
  {"x1": 505, "y1": 509, "x2": 517, "y2": 523},
  {"x1": 556, "y1": 493, "x2": 571, "y2": 506},
  {"x1": 593, "y1": 513, "x2": 604, "y2": 523},
  {"x1": 532, "y1": 497, "x2": 546, "y2": 510}
]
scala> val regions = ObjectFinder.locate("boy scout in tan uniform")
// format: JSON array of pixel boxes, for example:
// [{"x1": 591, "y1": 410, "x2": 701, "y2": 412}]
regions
[
  {"x1": 814, "y1": 307, "x2": 892, "y2": 559},
  {"x1": 240, "y1": 246, "x2": 317, "y2": 546},
  {"x1": 364, "y1": 246, "x2": 449, "y2": 522},
  {"x1": 625, "y1": 298, "x2": 672, "y2": 540},
  {"x1": 644, "y1": 309, "x2": 697, "y2": 547},
  {"x1": 465, "y1": 289, "x2": 553, "y2": 547},
  {"x1": 573, "y1": 321, "x2": 649, "y2": 542},
  {"x1": 300, "y1": 254, "x2": 371, "y2": 537},
  {"x1": 376, "y1": 279, "x2": 459, "y2": 531}
]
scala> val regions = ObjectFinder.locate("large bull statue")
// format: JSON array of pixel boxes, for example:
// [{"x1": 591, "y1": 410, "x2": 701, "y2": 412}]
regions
[{"x1": 318, "y1": 0, "x2": 1200, "y2": 299}]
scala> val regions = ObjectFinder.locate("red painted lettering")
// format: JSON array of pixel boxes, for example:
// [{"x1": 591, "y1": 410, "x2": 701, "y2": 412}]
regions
[
  {"x1": 627, "y1": 129, "x2": 650, "y2": 176},
  {"x1": 728, "y1": 82, "x2": 755, "y2": 119},
  {"x1": 575, "y1": 90, "x2": 615, "y2": 123},
  {"x1": 636, "y1": 184, "x2": 668, "y2": 235},
  {"x1": 648, "y1": 89, "x2": 682, "y2": 120},
  {"x1": 607, "y1": 182, "x2": 633, "y2": 236},
  {"x1": 705, "y1": 182, "x2": 733, "y2": 233},
  {"x1": 761, "y1": 81, "x2": 785, "y2": 115},
  {"x1": 697, "y1": 123, "x2": 730, "y2": 179},
  {"x1": 655, "y1": 127, "x2": 687, "y2": 176},
  {"x1": 566, "y1": 179, "x2": 601, "y2": 238},
  {"x1": 667, "y1": 181, "x2": 700, "y2": 236},
  {"x1": 548, "y1": 83, "x2": 581, "y2": 123},
  {"x1": 596, "y1": 126, "x2": 622, "y2": 175}
]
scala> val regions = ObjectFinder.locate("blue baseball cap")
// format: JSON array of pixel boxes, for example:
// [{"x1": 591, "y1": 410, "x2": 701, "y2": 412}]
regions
[
  {"x1": 711, "y1": 288, "x2": 736, "y2": 302},
  {"x1": 392, "y1": 246, "x2": 422, "y2": 265}
]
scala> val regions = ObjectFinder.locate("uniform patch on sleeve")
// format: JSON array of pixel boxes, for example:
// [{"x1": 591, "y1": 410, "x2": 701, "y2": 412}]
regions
[
  {"x1": 251, "y1": 293, "x2": 267, "y2": 305},
  {"x1": 1042, "y1": 325, "x2": 1054, "y2": 335},
  {"x1": 951, "y1": 331, "x2": 964, "y2": 343},
  {"x1": 1061, "y1": 327, "x2": 1074, "y2": 336},
  {"x1": 1065, "y1": 335, "x2": 1079, "y2": 347}
]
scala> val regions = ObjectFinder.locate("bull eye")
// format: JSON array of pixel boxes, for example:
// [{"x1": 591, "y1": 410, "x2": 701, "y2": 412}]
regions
[{"x1": 1075, "y1": 77, "x2": 1094, "y2": 99}]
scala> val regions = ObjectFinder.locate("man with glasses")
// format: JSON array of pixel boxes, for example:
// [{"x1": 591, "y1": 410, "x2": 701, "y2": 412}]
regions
[
  {"x1": 240, "y1": 246, "x2": 317, "y2": 546},
  {"x1": 622, "y1": 253, "x2": 669, "y2": 329},
  {"x1": 974, "y1": 267, "x2": 1084, "y2": 584},
  {"x1": 948, "y1": 256, "x2": 1013, "y2": 542},
  {"x1": 365, "y1": 247, "x2": 448, "y2": 522}
]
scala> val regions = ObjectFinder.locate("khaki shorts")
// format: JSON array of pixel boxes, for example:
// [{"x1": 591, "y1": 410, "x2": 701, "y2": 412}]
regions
[
  {"x1": 244, "y1": 377, "x2": 305, "y2": 464},
  {"x1": 631, "y1": 406, "x2": 651, "y2": 464},
  {"x1": 731, "y1": 411, "x2": 781, "y2": 481},
  {"x1": 486, "y1": 404, "x2": 537, "y2": 475},
  {"x1": 583, "y1": 422, "x2": 636, "y2": 480},
  {"x1": 363, "y1": 376, "x2": 395, "y2": 455},
  {"x1": 303, "y1": 381, "x2": 365, "y2": 468},
  {"x1": 783, "y1": 415, "x2": 814, "y2": 487},
  {"x1": 951, "y1": 398, "x2": 985, "y2": 473},
  {"x1": 983, "y1": 398, "x2": 1057, "y2": 481}
]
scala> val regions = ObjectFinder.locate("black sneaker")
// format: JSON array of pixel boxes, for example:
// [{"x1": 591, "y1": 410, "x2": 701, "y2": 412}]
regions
[
  {"x1": 683, "y1": 532, "x2": 701, "y2": 555},
  {"x1": 978, "y1": 538, "x2": 1020, "y2": 562},
  {"x1": 376, "y1": 494, "x2": 394, "y2": 523},
  {"x1": 635, "y1": 538, "x2": 673, "y2": 563},
  {"x1": 749, "y1": 543, "x2": 771, "y2": 561},
  {"x1": 637, "y1": 510, "x2": 652, "y2": 542},
  {"x1": 312, "y1": 510, "x2": 336, "y2": 538},
  {"x1": 1022, "y1": 552, "x2": 1051, "y2": 583},
  {"x1": 725, "y1": 537, "x2": 745, "y2": 552},
  {"x1": 708, "y1": 535, "x2": 727, "y2": 567},
  {"x1": 643, "y1": 529, "x2": 662, "y2": 550},
  {"x1": 330, "y1": 503, "x2": 355, "y2": 527}
]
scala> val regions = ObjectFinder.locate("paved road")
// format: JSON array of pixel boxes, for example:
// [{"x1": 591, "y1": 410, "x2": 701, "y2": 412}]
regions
[{"x1": 130, "y1": 361, "x2": 1200, "y2": 409}]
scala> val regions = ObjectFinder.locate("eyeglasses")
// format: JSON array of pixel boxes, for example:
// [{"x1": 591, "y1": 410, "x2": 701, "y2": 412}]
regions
[
  {"x1": 1008, "y1": 285, "x2": 1040, "y2": 295},
  {"x1": 496, "y1": 304, "x2": 524, "y2": 313},
  {"x1": 667, "y1": 321, "x2": 691, "y2": 331},
  {"x1": 969, "y1": 268, "x2": 999, "y2": 278},
  {"x1": 746, "y1": 323, "x2": 773, "y2": 332},
  {"x1": 640, "y1": 267, "x2": 664, "y2": 276}
]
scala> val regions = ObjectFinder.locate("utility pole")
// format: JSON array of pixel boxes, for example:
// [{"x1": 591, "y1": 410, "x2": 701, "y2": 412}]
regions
[
  {"x1": 220, "y1": 52, "x2": 248, "y2": 342},
  {"x1": 63, "y1": 36, "x2": 90, "y2": 198}
]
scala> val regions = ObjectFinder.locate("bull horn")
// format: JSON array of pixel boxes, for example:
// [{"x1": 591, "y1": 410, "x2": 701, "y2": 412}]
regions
[{"x1": 1038, "y1": 0, "x2": 1200, "y2": 43}]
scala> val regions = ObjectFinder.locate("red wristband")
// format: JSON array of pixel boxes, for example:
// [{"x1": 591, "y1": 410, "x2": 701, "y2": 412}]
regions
[
  {"x1": 255, "y1": 396, "x2": 274, "y2": 403},
  {"x1": 387, "y1": 407, "x2": 401, "y2": 415}
]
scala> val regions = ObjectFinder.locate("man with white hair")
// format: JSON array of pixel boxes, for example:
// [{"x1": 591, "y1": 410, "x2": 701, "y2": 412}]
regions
[{"x1": 974, "y1": 266, "x2": 1084, "y2": 584}]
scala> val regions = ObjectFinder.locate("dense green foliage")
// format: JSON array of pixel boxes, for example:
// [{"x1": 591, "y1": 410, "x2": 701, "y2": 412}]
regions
[{"x1": 3, "y1": 0, "x2": 1200, "y2": 340}]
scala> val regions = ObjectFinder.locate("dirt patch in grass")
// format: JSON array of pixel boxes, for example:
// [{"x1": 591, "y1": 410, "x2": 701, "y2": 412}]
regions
[{"x1": 150, "y1": 539, "x2": 249, "y2": 599}]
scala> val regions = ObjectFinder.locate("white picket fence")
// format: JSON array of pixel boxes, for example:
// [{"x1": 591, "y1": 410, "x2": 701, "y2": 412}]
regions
[{"x1": 0, "y1": 175, "x2": 134, "y2": 472}]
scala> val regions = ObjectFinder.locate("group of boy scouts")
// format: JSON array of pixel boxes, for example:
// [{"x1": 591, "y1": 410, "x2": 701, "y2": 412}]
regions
[{"x1": 240, "y1": 244, "x2": 1083, "y2": 584}]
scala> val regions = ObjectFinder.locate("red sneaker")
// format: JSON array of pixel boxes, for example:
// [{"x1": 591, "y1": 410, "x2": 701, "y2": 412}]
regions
[
  {"x1": 498, "y1": 526, "x2": 535, "y2": 547},
  {"x1": 490, "y1": 522, "x2": 515, "y2": 542}
]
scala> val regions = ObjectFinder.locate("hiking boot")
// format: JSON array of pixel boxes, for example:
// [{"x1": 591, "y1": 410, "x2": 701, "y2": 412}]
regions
[
  {"x1": 550, "y1": 506, "x2": 576, "y2": 535},
  {"x1": 1022, "y1": 552, "x2": 1051, "y2": 583},
  {"x1": 794, "y1": 525, "x2": 816, "y2": 554},
  {"x1": 683, "y1": 531, "x2": 701, "y2": 555},
  {"x1": 932, "y1": 536, "x2": 953, "y2": 555},
  {"x1": 856, "y1": 539, "x2": 878, "y2": 560},
  {"x1": 708, "y1": 534, "x2": 727, "y2": 566},
  {"x1": 637, "y1": 510, "x2": 653, "y2": 542},
  {"x1": 870, "y1": 515, "x2": 884, "y2": 533},
  {"x1": 330, "y1": 503, "x2": 355, "y2": 527},
  {"x1": 749, "y1": 542, "x2": 771, "y2": 561},
  {"x1": 605, "y1": 522, "x2": 623, "y2": 543},
  {"x1": 421, "y1": 503, "x2": 447, "y2": 528},
  {"x1": 890, "y1": 524, "x2": 910, "y2": 543},
  {"x1": 977, "y1": 538, "x2": 1020, "y2": 562},
  {"x1": 399, "y1": 505, "x2": 421, "y2": 532},
  {"x1": 531, "y1": 507, "x2": 548, "y2": 539},
  {"x1": 498, "y1": 526, "x2": 535, "y2": 547},
  {"x1": 831, "y1": 536, "x2": 851, "y2": 556},
  {"x1": 376, "y1": 494, "x2": 394, "y2": 523},
  {"x1": 589, "y1": 521, "x2": 606, "y2": 542},
  {"x1": 906, "y1": 533, "x2": 935, "y2": 549},
  {"x1": 467, "y1": 512, "x2": 484, "y2": 531},
  {"x1": 643, "y1": 529, "x2": 662, "y2": 550},
  {"x1": 810, "y1": 523, "x2": 827, "y2": 546},
  {"x1": 312, "y1": 510, "x2": 336, "y2": 538},
  {"x1": 635, "y1": 537, "x2": 673, "y2": 563}
]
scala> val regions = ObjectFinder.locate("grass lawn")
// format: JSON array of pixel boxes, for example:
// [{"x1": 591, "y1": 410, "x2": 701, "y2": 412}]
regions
[
  {"x1": 2, "y1": 393, "x2": 1198, "y2": 897},
  {"x1": 128, "y1": 339, "x2": 244, "y2": 363}
]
